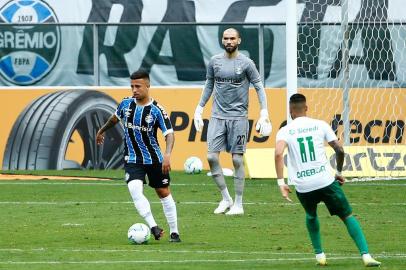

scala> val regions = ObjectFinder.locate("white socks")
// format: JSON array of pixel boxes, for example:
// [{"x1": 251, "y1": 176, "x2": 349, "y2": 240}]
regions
[
  {"x1": 127, "y1": 180, "x2": 157, "y2": 228},
  {"x1": 232, "y1": 154, "x2": 245, "y2": 208},
  {"x1": 362, "y1": 253, "x2": 372, "y2": 260},
  {"x1": 234, "y1": 194, "x2": 243, "y2": 207},
  {"x1": 128, "y1": 180, "x2": 179, "y2": 234},
  {"x1": 160, "y1": 194, "x2": 179, "y2": 234},
  {"x1": 221, "y1": 188, "x2": 233, "y2": 202},
  {"x1": 316, "y1": 252, "x2": 326, "y2": 260}
]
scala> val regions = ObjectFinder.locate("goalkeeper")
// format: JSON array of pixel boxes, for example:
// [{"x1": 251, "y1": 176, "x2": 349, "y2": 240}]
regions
[{"x1": 193, "y1": 28, "x2": 272, "y2": 215}]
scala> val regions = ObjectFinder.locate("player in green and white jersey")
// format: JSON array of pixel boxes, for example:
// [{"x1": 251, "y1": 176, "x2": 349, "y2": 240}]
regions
[{"x1": 274, "y1": 93, "x2": 381, "y2": 267}]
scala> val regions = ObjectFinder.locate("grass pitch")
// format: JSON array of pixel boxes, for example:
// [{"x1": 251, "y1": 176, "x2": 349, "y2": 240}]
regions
[{"x1": 0, "y1": 170, "x2": 405, "y2": 270}]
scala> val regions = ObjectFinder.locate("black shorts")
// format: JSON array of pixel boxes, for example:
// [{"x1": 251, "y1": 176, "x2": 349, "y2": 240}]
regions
[{"x1": 124, "y1": 163, "x2": 170, "y2": 188}]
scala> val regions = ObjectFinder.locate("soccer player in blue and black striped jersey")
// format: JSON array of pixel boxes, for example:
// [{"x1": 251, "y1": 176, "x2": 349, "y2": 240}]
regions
[{"x1": 96, "y1": 70, "x2": 180, "y2": 242}]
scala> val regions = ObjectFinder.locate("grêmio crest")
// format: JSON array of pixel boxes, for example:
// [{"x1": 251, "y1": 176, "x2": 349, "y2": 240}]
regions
[{"x1": 0, "y1": 0, "x2": 61, "y2": 85}]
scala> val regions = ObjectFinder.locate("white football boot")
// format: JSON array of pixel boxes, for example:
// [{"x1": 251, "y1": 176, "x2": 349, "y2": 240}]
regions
[
  {"x1": 213, "y1": 199, "x2": 233, "y2": 214},
  {"x1": 225, "y1": 204, "x2": 244, "y2": 215},
  {"x1": 315, "y1": 252, "x2": 327, "y2": 266},
  {"x1": 362, "y1": 254, "x2": 381, "y2": 267}
]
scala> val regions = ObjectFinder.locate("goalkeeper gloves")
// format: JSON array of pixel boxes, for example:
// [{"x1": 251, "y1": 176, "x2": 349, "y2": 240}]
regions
[
  {"x1": 255, "y1": 109, "x2": 272, "y2": 136},
  {"x1": 194, "y1": 105, "x2": 204, "y2": 132}
]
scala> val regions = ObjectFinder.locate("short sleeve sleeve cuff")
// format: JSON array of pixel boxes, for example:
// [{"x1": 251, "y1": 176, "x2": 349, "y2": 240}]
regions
[
  {"x1": 162, "y1": 129, "x2": 174, "y2": 137},
  {"x1": 323, "y1": 121, "x2": 338, "y2": 142},
  {"x1": 276, "y1": 128, "x2": 287, "y2": 142}
]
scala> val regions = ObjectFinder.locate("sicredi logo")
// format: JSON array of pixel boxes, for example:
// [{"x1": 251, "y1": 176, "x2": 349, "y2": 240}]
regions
[{"x1": 0, "y1": 0, "x2": 60, "y2": 85}]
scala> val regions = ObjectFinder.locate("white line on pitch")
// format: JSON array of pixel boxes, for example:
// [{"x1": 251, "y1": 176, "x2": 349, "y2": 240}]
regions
[
  {"x1": 1, "y1": 255, "x2": 405, "y2": 264},
  {"x1": 0, "y1": 201, "x2": 296, "y2": 205},
  {"x1": 0, "y1": 248, "x2": 313, "y2": 255},
  {"x1": 0, "y1": 182, "x2": 405, "y2": 187},
  {"x1": 55, "y1": 249, "x2": 406, "y2": 257},
  {"x1": 0, "y1": 182, "x2": 215, "y2": 186},
  {"x1": 0, "y1": 248, "x2": 405, "y2": 257},
  {"x1": 0, "y1": 201, "x2": 405, "y2": 206}
]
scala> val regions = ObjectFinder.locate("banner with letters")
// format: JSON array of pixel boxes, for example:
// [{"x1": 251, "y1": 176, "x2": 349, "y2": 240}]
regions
[
  {"x1": 0, "y1": 0, "x2": 405, "y2": 87},
  {"x1": 245, "y1": 146, "x2": 406, "y2": 178},
  {"x1": 0, "y1": 87, "x2": 404, "y2": 173}
]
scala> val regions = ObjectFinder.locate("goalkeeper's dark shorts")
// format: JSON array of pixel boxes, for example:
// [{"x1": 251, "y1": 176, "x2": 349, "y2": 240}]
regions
[{"x1": 296, "y1": 180, "x2": 352, "y2": 218}]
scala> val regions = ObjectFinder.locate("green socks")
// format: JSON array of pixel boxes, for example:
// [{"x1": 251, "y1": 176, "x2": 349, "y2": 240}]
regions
[
  {"x1": 306, "y1": 214, "x2": 369, "y2": 255},
  {"x1": 343, "y1": 215, "x2": 369, "y2": 255},
  {"x1": 306, "y1": 214, "x2": 323, "y2": 254}
]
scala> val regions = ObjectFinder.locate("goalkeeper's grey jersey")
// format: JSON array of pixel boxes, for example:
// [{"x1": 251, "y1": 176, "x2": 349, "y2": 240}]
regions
[{"x1": 206, "y1": 53, "x2": 262, "y2": 119}]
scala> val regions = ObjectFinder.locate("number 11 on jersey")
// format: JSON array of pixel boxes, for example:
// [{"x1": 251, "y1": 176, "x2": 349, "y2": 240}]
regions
[{"x1": 297, "y1": 136, "x2": 315, "y2": 163}]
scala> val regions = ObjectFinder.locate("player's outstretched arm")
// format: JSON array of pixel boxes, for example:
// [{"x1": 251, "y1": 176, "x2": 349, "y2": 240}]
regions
[
  {"x1": 328, "y1": 140, "x2": 345, "y2": 185},
  {"x1": 96, "y1": 114, "x2": 119, "y2": 145},
  {"x1": 162, "y1": 132, "x2": 174, "y2": 174},
  {"x1": 274, "y1": 140, "x2": 292, "y2": 202}
]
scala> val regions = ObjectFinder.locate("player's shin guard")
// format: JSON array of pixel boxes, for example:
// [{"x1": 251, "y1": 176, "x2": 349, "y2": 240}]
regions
[
  {"x1": 343, "y1": 215, "x2": 369, "y2": 255},
  {"x1": 232, "y1": 154, "x2": 245, "y2": 207},
  {"x1": 207, "y1": 152, "x2": 232, "y2": 201},
  {"x1": 306, "y1": 214, "x2": 323, "y2": 254},
  {"x1": 160, "y1": 194, "x2": 178, "y2": 234},
  {"x1": 127, "y1": 180, "x2": 157, "y2": 228}
]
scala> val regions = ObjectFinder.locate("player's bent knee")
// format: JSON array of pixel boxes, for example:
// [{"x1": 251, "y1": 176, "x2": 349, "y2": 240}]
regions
[
  {"x1": 207, "y1": 152, "x2": 220, "y2": 165},
  {"x1": 127, "y1": 179, "x2": 144, "y2": 198},
  {"x1": 127, "y1": 179, "x2": 144, "y2": 191},
  {"x1": 306, "y1": 214, "x2": 318, "y2": 220},
  {"x1": 340, "y1": 213, "x2": 353, "y2": 221},
  {"x1": 155, "y1": 187, "x2": 170, "y2": 198},
  {"x1": 207, "y1": 153, "x2": 220, "y2": 166},
  {"x1": 232, "y1": 154, "x2": 244, "y2": 167}
]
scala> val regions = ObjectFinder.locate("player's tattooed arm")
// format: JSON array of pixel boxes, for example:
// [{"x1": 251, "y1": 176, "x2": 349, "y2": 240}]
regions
[
  {"x1": 96, "y1": 115, "x2": 119, "y2": 145},
  {"x1": 162, "y1": 132, "x2": 175, "y2": 174},
  {"x1": 328, "y1": 140, "x2": 344, "y2": 171},
  {"x1": 328, "y1": 140, "x2": 345, "y2": 184}
]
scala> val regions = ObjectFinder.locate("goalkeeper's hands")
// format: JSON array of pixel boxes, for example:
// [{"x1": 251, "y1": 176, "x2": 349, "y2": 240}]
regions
[
  {"x1": 255, "y1": 109, "x2": 272, "y2": 136},
  {"x1": 194, "y1": 105, "x2": 204, "y2": 132}
]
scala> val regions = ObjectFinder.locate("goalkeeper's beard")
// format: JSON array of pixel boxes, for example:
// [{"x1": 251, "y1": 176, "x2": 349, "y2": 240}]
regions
[{"x1": 224, "y1": 44, "x2": 238, "y2": 53}]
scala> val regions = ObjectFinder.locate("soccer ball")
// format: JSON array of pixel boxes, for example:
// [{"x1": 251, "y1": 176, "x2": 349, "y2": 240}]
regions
[
  {"x1": 127, "y1": 223, "x2": 151, "y2": 244},
  {"x1": 184, "y1": 156, "x2": 203, "y2": 174}
]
